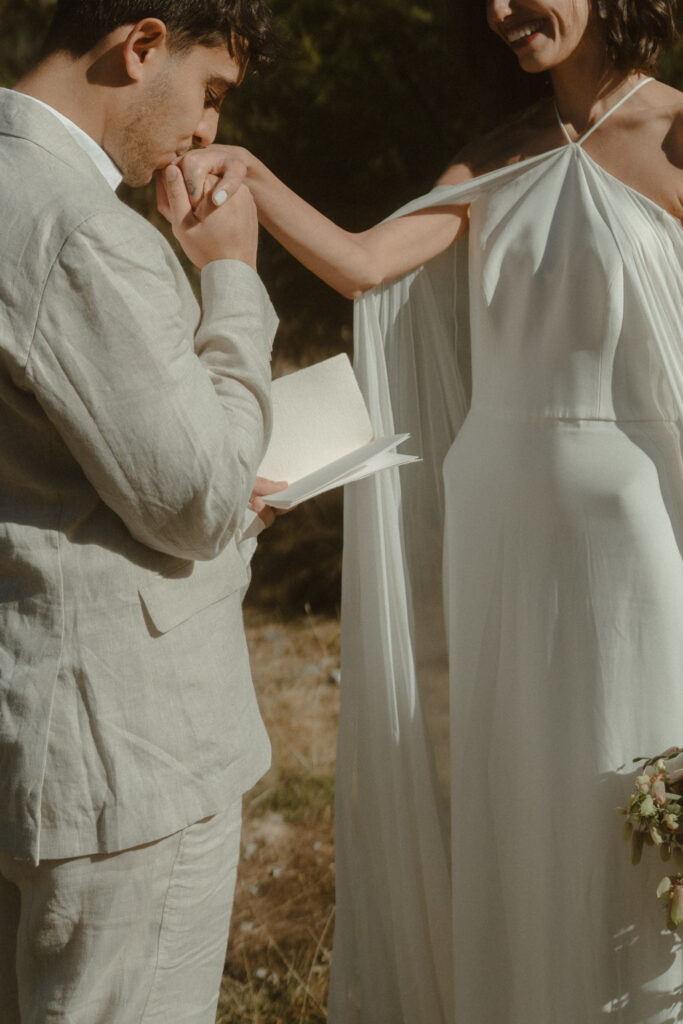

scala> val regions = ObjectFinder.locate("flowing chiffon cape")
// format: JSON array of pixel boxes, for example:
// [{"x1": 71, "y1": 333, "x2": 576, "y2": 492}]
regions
[{"x1": 327, "y1": 145, "x2": 683, "y2": 1024}]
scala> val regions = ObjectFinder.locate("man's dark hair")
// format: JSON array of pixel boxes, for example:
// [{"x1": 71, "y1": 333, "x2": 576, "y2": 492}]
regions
[
  {"x1": 603, "y1": 0, "x2": 679, "y2": 72},
  {"x1": 40, "y1": 0, "x2": 278, "y2": 73}
]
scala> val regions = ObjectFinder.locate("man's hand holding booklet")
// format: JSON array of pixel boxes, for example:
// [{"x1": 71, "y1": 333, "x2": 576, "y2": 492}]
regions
[{"x1": 243, "y1": 354, "x2": 417, "y2": 537}]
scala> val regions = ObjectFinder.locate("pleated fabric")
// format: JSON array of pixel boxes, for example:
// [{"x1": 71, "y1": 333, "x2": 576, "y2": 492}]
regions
[{"x1": 329, "y1": 134, "x2": 683, "y2": 1024}]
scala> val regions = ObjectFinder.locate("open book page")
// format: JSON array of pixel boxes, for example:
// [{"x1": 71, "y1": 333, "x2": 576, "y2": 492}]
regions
[
  {"x1": 241, "y1": 354, "x2": 417, "y2": 538},
  {"x1": 265, "y1": 432, "x2": 416, "y2": 509},
  {"x1": 259, "y1": 353, "x2": 373, "y2": 480}
]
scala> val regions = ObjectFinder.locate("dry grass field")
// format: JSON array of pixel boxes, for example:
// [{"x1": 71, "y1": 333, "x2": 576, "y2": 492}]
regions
[{"x1": 217, "y1": 609, "x2": 341, "y2": 1024}]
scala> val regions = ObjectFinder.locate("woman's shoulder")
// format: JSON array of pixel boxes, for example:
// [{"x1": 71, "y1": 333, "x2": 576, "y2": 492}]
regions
[
  {"x1": 644, "y1": 81, "x2": 683, "y2": 167},
  {"x1": 617, "y1": 80, "x2": 683, "y2": 216},
  {"x1": 639, "y1": 78, "x2": 683, "y2": 116},
  {"x1": 625, "y1": 79, "x2": 682, "y2": 139},
  {"x1": 437, "y1": 101, "x2": 558, "y2": 186},
  {"x1": 658, "y1": 85, "x2": 683, "y2": 215}
]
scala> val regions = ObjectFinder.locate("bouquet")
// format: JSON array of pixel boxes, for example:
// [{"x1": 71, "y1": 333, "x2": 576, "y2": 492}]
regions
[{"x1": 617, "y1": 748, "x2": 683, "y2": 930}]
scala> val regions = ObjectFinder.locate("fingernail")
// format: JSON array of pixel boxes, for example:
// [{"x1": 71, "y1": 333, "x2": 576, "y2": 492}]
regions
[
  {"x1": 213, "y1": 190, "x2": 227, "y2": 207},
  {"x1": 165, "y1": 165, "x2": 179, "y2": 182}
]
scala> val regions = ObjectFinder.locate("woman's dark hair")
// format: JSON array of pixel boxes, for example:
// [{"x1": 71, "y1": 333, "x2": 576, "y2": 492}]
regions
[
  {"x1": 40, "y1": 0, "x2": 279, "y2": 73},
  {"x1": 603, "y1": 0, "x2": 679, "y2": 72}
]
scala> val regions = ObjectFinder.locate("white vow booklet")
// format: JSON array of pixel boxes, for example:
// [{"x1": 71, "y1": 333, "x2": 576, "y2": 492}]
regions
[{"x1": 243, "y1": 354, "x2": 417, "y2": 536}]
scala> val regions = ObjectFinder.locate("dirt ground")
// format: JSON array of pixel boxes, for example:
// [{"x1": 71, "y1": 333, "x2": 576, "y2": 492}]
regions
[{"x1": 217, "y1": 610, "x2": 340, "y2": 1024}]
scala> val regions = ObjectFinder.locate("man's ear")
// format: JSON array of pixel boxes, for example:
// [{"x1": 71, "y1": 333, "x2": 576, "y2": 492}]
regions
[{"x1": 122, "y1": 18, "x2": 169, "y2": 82}]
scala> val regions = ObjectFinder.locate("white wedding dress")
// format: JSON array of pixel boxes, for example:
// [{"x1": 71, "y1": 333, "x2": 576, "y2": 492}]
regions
[{"x1": 330, "y1": 80, "x2": 683, "y2": 1024}]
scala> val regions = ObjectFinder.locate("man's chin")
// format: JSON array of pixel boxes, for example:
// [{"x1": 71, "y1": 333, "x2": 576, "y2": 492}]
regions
[
  {"x1": 121, "y1": 152, "x2": 184, "y2": 189},
  {"x1": 121, "y1": 167, "x2": 156, "y2": 189}
]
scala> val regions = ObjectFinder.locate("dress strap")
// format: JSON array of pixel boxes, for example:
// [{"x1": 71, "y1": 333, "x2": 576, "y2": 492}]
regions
[{"x1": 554, "y1": 77, "x2": 653, "y2": 147}]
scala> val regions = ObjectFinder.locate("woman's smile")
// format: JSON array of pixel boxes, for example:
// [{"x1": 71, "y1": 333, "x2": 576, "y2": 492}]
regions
[{"x1": 503, "y1": 19, "x2": 548, "y2": 49}]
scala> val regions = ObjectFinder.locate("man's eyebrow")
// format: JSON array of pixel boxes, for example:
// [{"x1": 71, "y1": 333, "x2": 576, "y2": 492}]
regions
[{"x1": 207, "y1": 75, "x2": 238, "y2": 95}]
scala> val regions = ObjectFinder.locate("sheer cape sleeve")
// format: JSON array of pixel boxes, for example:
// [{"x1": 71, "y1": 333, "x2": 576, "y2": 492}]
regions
[
  {"x1": 328, "y1": 186, "x2": 472, "y2": 1024},
  {"x1": 328, "y1": 168, "x2": 683, "y2": 1024}
]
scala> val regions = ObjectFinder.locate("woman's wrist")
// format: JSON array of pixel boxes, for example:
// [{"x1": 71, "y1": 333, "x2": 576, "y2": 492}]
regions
[{"x1": 238, "y1": 149, "x2": 267, "y2": 193}]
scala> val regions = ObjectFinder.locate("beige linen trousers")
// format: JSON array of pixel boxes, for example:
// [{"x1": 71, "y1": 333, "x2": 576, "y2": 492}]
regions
[{"x1": 0, "y1": 804, "x2": 243, "y2": 1024}]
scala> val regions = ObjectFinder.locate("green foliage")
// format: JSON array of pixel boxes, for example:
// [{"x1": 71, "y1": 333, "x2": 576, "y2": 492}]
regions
[
  {"x1": 218, "y1": 0, "x2": 464, "y2": 362},
  {"x1": 0, "y1": 0, "x2": 55, "y2": 85},
  {"x1": 247, "y1": 771, "x2": 335, "y2": 825},
  {"x1": 660, "y1": 35, "x2": 683, "y2": 89}
]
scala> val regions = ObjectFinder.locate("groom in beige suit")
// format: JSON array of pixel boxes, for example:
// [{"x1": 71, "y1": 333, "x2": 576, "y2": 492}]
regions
[{"x1": 0, "y1": 2, "x2": 282, "y2": 1021}]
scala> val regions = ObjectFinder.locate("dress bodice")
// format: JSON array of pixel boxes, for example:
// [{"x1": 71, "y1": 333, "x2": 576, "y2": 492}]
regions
[
  {"x1": 375, "y1": 78, "x2": 682, "y2": 429},
  {"x1": 467, "y1": 141, "x2": 679, "y2": 423}
]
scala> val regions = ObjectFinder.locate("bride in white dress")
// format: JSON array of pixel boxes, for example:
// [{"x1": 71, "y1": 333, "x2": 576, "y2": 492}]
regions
[{"x1": 178, "y1": 1, "x2": 683, "y2": 1020}]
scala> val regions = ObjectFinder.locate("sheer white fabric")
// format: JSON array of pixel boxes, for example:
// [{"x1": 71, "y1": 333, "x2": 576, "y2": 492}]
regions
[{"x1": 329, "y1": 126, "x2": 683, "y2": 1023}]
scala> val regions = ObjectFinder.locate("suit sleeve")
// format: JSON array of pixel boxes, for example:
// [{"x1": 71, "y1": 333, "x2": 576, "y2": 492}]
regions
[{"x1": 23, "y1": 210, "x2": 276, "y2": 561}]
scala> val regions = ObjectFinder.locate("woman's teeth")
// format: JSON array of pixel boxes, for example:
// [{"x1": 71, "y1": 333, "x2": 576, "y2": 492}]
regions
[{"x1": 506, "y1": 21, "x2": 544, "y2": 43}]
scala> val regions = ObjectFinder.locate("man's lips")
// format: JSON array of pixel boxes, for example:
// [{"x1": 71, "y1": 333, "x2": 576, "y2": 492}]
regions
[{"x1": 154, "y1": 149, "x2": 189, "y2": 172}]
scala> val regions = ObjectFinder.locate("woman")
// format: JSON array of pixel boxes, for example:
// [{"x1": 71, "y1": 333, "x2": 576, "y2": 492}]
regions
[{"x1": 180, "y1": 1, "x2": 683, "y2": 1020}]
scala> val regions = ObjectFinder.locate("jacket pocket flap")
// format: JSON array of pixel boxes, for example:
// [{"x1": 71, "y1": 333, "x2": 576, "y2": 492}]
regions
[{"x1": 138, "y1": 541, "x2": 248, "y2": 635}]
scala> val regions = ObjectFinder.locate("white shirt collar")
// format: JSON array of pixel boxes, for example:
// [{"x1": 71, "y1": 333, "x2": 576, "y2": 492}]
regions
[{"x1": 9, "y1": 90, "x2": 123, "y2": 191}]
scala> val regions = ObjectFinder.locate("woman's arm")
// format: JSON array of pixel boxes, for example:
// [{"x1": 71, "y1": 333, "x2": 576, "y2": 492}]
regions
[{"x1": 178, "y1": 147, "x2": 472, "y2": 299}]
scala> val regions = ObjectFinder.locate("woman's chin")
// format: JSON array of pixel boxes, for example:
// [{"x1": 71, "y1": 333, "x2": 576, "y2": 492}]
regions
[
  {"x1": 506, "y1": 32, "x2": 557, "y2": 74},
  {"x1": 515, "y1": 48, "x2": 555, "y2": 74}
]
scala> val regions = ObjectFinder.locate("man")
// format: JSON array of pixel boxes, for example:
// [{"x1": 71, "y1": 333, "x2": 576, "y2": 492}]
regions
[{"x1": 0, "y1": 2, "x2": 281, "y2": 1021}]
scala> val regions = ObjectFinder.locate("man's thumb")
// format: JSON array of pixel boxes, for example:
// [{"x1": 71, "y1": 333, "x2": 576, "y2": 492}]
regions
[{"x1": 163, "y1": 165, "x2": 192, "y2": 226}]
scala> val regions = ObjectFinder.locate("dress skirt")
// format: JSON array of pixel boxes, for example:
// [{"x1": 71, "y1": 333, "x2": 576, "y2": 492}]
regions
[{"x1": 443, "y1": 409, "x2": 683, "y2": 1023}]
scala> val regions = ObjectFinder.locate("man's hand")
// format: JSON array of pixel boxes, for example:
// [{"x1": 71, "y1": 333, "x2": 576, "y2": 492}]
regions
[
  {"x1": 249, "y1": 477, "x2": 288, "y2": 529},
  {"x1": 178, "y1": 146, "x2": 251, "y2": 211},
  {"x1": 156, "y1": 164, "x2": 258, "y2": 270}
]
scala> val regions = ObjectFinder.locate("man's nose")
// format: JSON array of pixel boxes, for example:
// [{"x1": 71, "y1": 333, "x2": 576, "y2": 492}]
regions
[{"x1": 192, "y1": 108, "x2": 220, "y2": 149}]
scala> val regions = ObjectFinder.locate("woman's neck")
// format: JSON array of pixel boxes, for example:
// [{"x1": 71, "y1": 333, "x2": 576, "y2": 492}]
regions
[{"x1": 550, "y1": 35, "x2": 643, "y2": 137}]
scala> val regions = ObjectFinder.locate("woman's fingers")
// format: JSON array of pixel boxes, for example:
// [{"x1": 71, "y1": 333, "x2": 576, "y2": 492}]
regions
[
  {"x1": 180, "y1": 149, "x2": 248, "y2": 210},
  {"x1": 211, "y1": 160, "x2": 248, "y2": 207}
]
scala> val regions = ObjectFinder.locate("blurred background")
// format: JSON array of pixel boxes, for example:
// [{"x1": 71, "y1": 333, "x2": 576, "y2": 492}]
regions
[
  {"x1": 1, "y1": 4, "x2": 682, "y2": 1019},
  {"x1": 7, "y1": 0, "x2": 678, "y2": 618}
]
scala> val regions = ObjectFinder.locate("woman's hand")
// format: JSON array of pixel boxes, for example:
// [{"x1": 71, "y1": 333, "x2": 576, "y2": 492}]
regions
[
  {"x1": 155, "y1": 163, "x2": 258, "y2": 270},
  {"x1": 178, "y1": 146, "x2": 251, "y2": 212}
]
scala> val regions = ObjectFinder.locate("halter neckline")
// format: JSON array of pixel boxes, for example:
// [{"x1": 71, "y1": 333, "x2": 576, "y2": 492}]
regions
[{"x1": 554, "y1": 78, "x2": 653, "y2": 147}]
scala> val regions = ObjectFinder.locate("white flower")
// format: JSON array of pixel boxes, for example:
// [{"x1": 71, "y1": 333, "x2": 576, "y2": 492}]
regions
[
  {"x1": 636, "y1": 775, "x2": 652, "y2": 794},
  {"x1": 653, "y1": 780, "x2": 667, "y2": 806},
  {"x1": 657, "y1": 876, "x2": 673, "y2": 899},
  {"x1": 640, "y1": 795, "x2": 656, "y2": 818}
]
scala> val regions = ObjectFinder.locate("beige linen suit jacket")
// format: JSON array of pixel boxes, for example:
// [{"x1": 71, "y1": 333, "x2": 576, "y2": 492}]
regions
[{"x1": 0, "y1": 90, "x2": 277, "y2": 865}]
